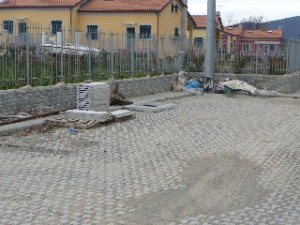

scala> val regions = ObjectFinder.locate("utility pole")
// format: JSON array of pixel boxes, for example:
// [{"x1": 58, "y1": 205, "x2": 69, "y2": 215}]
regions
[{"x1": 204, "y1": 0, "x2": 216, "y2": 92}]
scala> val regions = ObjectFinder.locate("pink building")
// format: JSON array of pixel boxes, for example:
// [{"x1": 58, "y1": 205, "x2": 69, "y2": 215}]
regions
[{"x1": 222, "y1": 27, "x2": 284, "y2": 56}]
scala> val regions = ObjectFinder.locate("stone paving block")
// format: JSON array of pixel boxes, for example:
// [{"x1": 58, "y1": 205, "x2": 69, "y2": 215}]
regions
[
  {"x1": 0, "y1": 94, "x2": 300, "y2": 224},
  {"x1": 125, "y1": 101, "x2": 175, "y2": 112}
]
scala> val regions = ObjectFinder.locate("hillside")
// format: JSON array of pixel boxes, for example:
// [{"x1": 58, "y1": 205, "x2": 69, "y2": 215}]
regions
[{"x1": 268, "y1": 16, "x2": 300, "y2": 40}]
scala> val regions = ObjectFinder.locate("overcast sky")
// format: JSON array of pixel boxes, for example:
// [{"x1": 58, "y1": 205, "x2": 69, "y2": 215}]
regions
[{"x1": 188, "y1": 0, "x2": 299, "y2": 25}]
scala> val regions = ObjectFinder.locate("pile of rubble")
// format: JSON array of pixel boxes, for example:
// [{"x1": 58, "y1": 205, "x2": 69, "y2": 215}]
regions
[
  {"x1": 216, "y1": 79, "x2": 279, "y2": 97},
  {"x1": 46, "y1": 82, "x2": 136, "y2": 129}
]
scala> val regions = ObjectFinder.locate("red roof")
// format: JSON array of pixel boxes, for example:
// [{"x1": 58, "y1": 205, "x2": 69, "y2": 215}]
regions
[
  {"x1": 79, "y1": 0, "x2": 175, "y2": 12},
  {"x1": 224, "y1": 27, "x2": 243, "y2": 36},
  {"x1": 242, "y1": 29, "x2": 283, "y2": 39},
  {"x1": 192, "y1": 15, "x2": 222, "y2": 29},
  {"x1": 0, "y1": 0, "x2": 83, "y2": 8},
  {"x1": 192, "y1": 15, "x2": 206, "y2": 28},
  {"x1": 225, "y1": 27, "x2": 283, "y2": 39}
]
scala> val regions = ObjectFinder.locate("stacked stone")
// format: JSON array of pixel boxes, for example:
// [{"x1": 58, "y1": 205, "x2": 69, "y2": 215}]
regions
[
  {"x1": 117, "y1": 76, "x2": 176, "y2": 98},
  {"x1": 0, "y1": 85, "x2": 77, "y2": 116},
  {"x1": 77, "y1": 82, "x2": 110, "y2": 112}
]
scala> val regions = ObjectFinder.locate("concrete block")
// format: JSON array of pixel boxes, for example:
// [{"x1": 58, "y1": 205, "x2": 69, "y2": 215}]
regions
[
  {"x1": 77, "y1": 82, "x2": 110, "y2": 111},
  {"x1": 65, "y1": 109, "x2": 112, "y2": 122}
]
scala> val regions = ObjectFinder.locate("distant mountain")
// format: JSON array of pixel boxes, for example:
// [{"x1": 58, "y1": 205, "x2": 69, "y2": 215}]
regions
[{"x1": 268, "y1": 16, "x2": 300, "y2": 40}]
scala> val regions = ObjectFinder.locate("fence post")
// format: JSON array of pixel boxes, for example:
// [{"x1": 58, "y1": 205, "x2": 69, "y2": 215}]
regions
[
  {"x1": 161, "y1": 36, "x2": 165, "y2": 75},
  {"x1": 130, "y1": 36, "x2": 134, "y2": 78},
  {"x1": 153, "y1": 36, "x2": 159, "y2": 73},
  {"x1": 60, "y1": 31, "x2": 64, "y2": 81},
  {"x1": 255, "y1": 43, "x2": 258, "y2": 74},
  {"x1": 286, "y1": 40, "x2": 290, "y2": 74},
  {"x1": 26, "y1": 32, "x2": 30, "y2": 86},
  {"x1": 220, "y1": 40, "x2": 223, "y2": 74},
  {"x1": 147, "y1": 38, "x2": 151, "y2": 75},
  {"x1": 87, "y1": 32, "x2": 92, "y2": 79},
  {"x1": 110, "y1": 33, "x2": 114, "y2": 79}
]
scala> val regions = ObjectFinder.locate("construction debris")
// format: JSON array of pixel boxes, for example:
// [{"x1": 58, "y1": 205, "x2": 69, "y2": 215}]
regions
[
  {"x1": 68, "y1": 127, "x2": 78, "y2": 134},
  {"x1": 110, "y1": 93, "x2": 133, "y2": 106},
  {"x1": 217, "y1": 80, "x2": 279, "y2": 97},
  {"x1": 45, "y1": 118, "x2": 101, "y2": 129},
  {"x1": 45, "y1": 110, "x2": 135, "y2": 129},
  {"x1": 185, "y1": 79, "x2": 202, "y2": 90},
  {"x1": 172, "y1": 74, "x2": 186, "y2": 92},
  {"x1": 172, "y1": 73, "x2": 203, "y2": 94}
]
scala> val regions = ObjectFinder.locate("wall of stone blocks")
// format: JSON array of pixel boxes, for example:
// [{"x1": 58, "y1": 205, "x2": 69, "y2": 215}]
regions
[
  {"x1": 0, "y1": 76, "x2": 176, "y2": 116},
  {"x1": 0, "y1": 85, "x2": 77, "y2": 116},
  {"x1": 115, "y1": 75, "x2": 176, "y2": 98}
]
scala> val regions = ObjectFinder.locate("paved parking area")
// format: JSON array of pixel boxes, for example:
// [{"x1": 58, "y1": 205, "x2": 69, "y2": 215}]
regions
[{"x1": 0, "y1": 93, "x2": 300, "y2": 225}]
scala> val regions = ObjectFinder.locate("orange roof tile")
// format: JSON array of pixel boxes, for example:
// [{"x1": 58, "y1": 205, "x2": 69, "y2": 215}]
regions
[
  {"x1": 78, "y1": 0, "x2": 174, "y2": 12},
  {"x1": 224, "y1": 27, "x2": 243, "y2": 36},
  {"x1": 0, "y1": 0, "x2": 83, "y2": 8},
  {"x1": 192, "y1": 15, "x2": 206, "y2": 28},
  {"x1": 192, "y1": 15, "x2": 222, "y2": 28},
  {"x1": 242, "y1": 29, "x2": 283, "y2": 38}
]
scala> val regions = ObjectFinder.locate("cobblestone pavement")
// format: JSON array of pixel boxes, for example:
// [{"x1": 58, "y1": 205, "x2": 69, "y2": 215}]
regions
[{"x1": 0, "y1": 94, "x2": 300, "y2": 225}]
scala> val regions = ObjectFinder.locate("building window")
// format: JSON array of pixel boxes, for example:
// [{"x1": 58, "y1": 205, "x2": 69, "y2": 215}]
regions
[
  {"x1": 18, "y1": 22, "x2": 27, "y2": 34},
  {"x1": 171, "y1": 3, "x2": 179, "y2": 13},
  {"x1": 242, "y1": 43, "x2": 250, "y2": 51},
  {"x1": 270, "y1": 44, "x2": 276, "y2": 51},
  {"x1": 139, "y1": 25, "x2": 151, "y2": 39},
  {"x1": 174, "y1": 27, "x2": 179, "y2": 37},
  {"x1": 51, "y1": 20, "x2": 62, "y2": 34},
  {"x1": 194, "y1": 37, "x2": 203, "y2": 47},
  {"x1": 87, "y1": 25, "x2": 98, "y2": 40},
  {"x1": 3, "y1": 20, "x2": 14, "y2": 34}
]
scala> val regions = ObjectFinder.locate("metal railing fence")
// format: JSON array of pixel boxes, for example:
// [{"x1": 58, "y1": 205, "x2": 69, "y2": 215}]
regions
[
  {"x1": 1, "y1": 23, "x2": 300, "y2": 89},
  {"x1": 216, "y1": 39, "x2": 289, "y2": 75},
  {"x1": 286, "y1": 39, "x2": 300, "y2": 73}
]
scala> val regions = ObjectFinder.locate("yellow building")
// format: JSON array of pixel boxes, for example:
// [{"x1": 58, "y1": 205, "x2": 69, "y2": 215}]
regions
[
  {"x1": 0, "y1": 0, "x2": 83, "y2": 39},
  {"x1": 191, "y1": 14, "x2": 224, "y2": 48},
  {"x1": 0, "y1": 0, "x2": 196, "y2": 48},
  {"x1": 77, "y1": 0, "x2": 194, "y2": 48}
]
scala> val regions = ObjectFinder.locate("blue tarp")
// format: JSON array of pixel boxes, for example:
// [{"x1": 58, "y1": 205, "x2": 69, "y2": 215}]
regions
[{"x1": 185, "y1": 80, "x2": 202, "y2": 89}]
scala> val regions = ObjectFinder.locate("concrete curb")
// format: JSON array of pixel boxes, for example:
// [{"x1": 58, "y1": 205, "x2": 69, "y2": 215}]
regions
[{"x1": 0, "y1": 118, "x2": 46, "y2": 136}]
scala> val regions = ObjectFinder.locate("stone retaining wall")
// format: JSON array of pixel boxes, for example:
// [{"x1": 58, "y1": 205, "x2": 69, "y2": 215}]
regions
[
  {"x1": 0, "y1": 85, "x2": 77, "y2": 116},
  {"x1": 109, "y1": 75, "x2": 176, "y2": 98},
  {"x1": 1, "y1": 73, "x2": 300, "y2": 116},
  {"x1": 0, "y1": 75, "x2": 176, "y2": 116}
]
